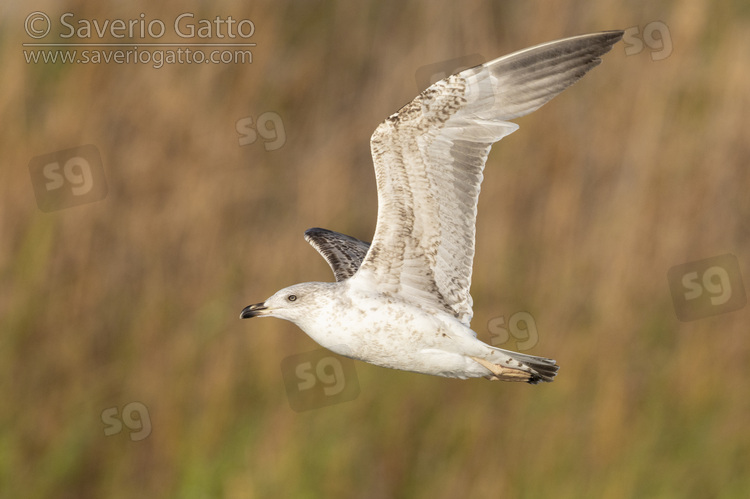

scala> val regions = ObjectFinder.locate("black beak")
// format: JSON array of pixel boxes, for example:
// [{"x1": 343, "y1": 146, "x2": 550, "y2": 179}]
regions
[{"x1": 240, "y1": 302, "x2": 268, "y2": 319}]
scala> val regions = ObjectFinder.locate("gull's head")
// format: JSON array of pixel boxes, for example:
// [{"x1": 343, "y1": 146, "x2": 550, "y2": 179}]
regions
[{"x1": 240, "y1": 282, "x2": 333, "y2": 325}]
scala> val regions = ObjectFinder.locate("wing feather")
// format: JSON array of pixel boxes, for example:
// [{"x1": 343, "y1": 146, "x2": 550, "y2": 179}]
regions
[
  {"x1": 352, "y1": 31, "x2": 623, "y2": 325},
  {"x1": 304, "y1": 228, "x2": 371, "y2": 281}
]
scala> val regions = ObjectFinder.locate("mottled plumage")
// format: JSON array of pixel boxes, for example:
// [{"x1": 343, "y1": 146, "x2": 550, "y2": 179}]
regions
[
  {"x1": 241, "y1": 31, "x2": 623, "y2": 384},
  {"x1": 304, "y1": 228, "x2": 370, "y2": 282}
]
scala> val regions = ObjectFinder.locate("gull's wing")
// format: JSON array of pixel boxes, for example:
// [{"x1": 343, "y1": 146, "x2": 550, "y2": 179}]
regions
[
  {"x1": 353, "y1": 31, "x2": 623, "y2": 325},
  {"x1": 304, "y1": 227, "x2": 371, "y2": 281}
]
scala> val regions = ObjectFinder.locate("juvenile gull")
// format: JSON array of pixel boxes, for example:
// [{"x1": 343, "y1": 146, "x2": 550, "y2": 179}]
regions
[{"x1": 241, "y1": 31, "x2": 623, "y2": 384}]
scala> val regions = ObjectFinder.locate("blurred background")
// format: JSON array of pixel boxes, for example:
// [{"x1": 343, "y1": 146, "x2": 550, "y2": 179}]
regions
[{"x1": 2, "y1": 0, "x2": 749, "y2": 497}]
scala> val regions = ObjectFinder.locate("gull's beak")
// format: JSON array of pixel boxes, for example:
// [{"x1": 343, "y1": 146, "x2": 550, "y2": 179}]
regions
[{"x1": 240, "y1": 302, "x2": 268, "y2": 319}]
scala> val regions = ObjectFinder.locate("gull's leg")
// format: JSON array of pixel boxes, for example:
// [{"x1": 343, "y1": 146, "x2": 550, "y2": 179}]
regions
[{"x1": 470, "y1": 356, "x2": 532, "y2": 382}]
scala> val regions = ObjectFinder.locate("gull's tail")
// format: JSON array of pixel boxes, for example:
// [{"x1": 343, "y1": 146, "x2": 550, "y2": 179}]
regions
[{"x1": 472, "y1": 348, "x2": 559, "y2": 384}]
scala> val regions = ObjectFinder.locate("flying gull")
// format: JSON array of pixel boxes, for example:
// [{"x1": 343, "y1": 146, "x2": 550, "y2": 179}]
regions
[{"x1": 241, "y1": 31, "x2": 623, "y2": 384}]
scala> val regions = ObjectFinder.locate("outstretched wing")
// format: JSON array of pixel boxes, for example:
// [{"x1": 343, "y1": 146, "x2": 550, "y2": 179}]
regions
[
  {"x1": 352, "y1": 31, "x2": 623, "y2": 325},
  {"x1": 304, "y1": 227, "x2": 371, "y2": 281}
]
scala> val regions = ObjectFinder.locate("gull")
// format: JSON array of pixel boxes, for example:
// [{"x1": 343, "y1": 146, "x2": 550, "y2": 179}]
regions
[{"x1": 241, "y1": 31, "x2": 623, "y2": 384}]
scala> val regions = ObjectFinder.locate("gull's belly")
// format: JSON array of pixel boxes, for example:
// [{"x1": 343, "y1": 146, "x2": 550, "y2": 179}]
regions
[{"x1": 301, "y1": 297, "x2": 487, "y2": 378}]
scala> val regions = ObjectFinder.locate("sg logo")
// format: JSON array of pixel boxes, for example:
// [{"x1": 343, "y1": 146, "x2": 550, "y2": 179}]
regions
[
  {"x1": 101, "y1": 401, "x2": 152, "y2": 441},
  {"x1": 236, "y1": 112, "x2": 286, "y2": 151},
  {"x1": 487, "y1": 311, "x2": 539, "y2": 351},
  {"x1": 28, "y1": 144, "x2": 107, "y2": 212},
  {"x1": 623, "y1": 21, "x2": 673, "y2": 61},
  {"x1": 414, "y1": 53, "x2": 485, "y2": 92},
  {"x1": 668, "y1": 254, "x2": 746, "y2": 321},
  {"x1": 281, "y1": 348, "x2": 360, "y2": 412}
]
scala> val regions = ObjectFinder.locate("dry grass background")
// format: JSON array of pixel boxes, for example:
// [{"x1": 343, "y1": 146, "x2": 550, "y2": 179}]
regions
[{"x1": 2, "y1": 0, "x2": 749, "y2": 497}]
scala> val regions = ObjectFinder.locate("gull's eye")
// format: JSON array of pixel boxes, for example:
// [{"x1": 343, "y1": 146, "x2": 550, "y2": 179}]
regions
[{"x1": 287, "y1": 294, "x2": 297, "y2": 302}]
